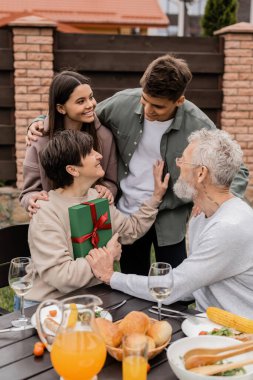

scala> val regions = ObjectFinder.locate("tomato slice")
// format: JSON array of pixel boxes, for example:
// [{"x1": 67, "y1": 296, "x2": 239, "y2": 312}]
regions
[
  {"x1": 199, "y1": 331, "x2": 208, "y2": 335},
  {"x1": 49, "y1": 309, "x2": 57, "y2": 317}
]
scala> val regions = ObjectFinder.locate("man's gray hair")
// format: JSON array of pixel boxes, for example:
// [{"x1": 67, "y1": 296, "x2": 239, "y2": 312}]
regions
[{"x1": 188, "y1": 128, "x2": 243, "y2": 187}]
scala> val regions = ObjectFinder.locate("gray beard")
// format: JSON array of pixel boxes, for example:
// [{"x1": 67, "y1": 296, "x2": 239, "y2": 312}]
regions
[{"x1": 173, "y1": 178, "x2": 197, "y2": 201}]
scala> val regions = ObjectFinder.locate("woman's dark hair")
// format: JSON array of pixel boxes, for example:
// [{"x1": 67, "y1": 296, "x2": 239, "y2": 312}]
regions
[
  {"x1": 48, "y1": 70, "x2": 100, "y2": 152},
  {"x1": 40, "y1": 130, "x2": 93, "y2": 188}
]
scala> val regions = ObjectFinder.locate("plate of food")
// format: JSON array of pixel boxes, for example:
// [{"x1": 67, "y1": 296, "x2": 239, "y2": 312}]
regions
[
  {"x1": 31, "y1": 304, "x2": 112, "y2": 335},
  {"x1": 182, "y1": 313, "x2": 225, "y2": 337},
  {"x1": 182, "y1": 313, "x2": 251, "y2": 341}
]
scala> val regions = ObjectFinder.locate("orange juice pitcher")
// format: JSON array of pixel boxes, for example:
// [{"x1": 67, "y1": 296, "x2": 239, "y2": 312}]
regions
[{"x1": 36, "y1": 295, "x2": 107, "y2": 380}]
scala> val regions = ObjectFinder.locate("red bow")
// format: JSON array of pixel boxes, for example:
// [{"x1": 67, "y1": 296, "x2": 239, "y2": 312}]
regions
[{"x1": 71, "y1": 202, "x2": 111, "y2": 248}]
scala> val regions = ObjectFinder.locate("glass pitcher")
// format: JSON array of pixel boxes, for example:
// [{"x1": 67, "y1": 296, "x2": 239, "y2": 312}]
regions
[{"x1": 36, "y1": 295, "x2": 107, "y2": 380}]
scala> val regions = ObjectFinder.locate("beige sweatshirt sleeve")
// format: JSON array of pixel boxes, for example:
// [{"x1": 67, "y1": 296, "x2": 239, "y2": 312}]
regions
[
  {"x1": 19, "y1": 135, "x2": 51, "y2": 211},
  {"x1": 110, "y1": 197, "x2": 160, "y2": 245},
  {"x1": 28, "y1": 206, "x2": 94, "y2": 296}
]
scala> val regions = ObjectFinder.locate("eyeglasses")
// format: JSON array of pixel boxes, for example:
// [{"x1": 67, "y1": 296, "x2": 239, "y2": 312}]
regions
[{"x1": 175, "y1": 157, "x2": 200, "y2": 166}]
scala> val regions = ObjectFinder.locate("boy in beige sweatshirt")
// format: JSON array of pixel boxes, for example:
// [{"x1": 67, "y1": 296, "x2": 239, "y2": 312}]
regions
[{"x1": 26, "y1": 130, "x2": 169, "y2": 302}]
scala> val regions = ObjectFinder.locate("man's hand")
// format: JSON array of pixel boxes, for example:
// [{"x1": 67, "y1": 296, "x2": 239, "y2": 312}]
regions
[
  {"x1": 106, "y1": 233, "x2": 122, "y2": 261},
  {"x1": 191, "y1": 204, "x2": 202, "y2": 217},
  {"x1": 95, "y1": 185, "x2": 114, "y2": 204},
  {"x1": 152, "y1": 160, "x2": 170, "y2": 202},
  {"x1": 26, "y1": 120, "x2": 45, "y2": 146},
  {"x1": 86, "y1": 247, "x2": 114, "y2": 284},
  {"x1": 28, "y1": 191, "x2": 49, "y2": 217}
]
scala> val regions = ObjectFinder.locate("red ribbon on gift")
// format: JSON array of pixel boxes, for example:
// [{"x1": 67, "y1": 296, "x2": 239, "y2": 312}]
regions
[{"x1": 71, "y1": 202, "x2": 111, "y2": 248}]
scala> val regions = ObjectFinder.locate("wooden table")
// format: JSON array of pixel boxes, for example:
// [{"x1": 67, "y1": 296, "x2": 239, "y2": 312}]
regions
[{"x1": 0, "y1": 283, "x2": 191, "y2": 380}]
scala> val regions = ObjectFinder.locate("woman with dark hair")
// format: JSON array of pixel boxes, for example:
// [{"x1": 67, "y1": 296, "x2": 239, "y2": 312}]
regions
[{"x1": 20, "y1": 70, "x2": 118, "y2": 216}]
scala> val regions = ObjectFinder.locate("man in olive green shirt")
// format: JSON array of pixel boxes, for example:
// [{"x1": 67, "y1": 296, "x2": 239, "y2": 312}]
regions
[{"x1": 27, "y1": 55, "x2": 249, "y2": 275}]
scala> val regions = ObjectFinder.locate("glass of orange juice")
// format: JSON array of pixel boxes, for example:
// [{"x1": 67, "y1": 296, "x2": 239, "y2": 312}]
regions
[{"x1": 122, "y1": 333, "x2": 148, "y2": 380}]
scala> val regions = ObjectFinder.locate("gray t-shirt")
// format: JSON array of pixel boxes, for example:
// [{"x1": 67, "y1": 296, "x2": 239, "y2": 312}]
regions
[{"x1": 111, "y1": 197, "x2": 253, "y2": 318}]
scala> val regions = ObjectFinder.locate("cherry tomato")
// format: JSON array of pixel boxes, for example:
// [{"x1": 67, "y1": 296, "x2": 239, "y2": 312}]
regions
[
  {"x1": 33, "y1": 342, "x2": 45, "y2": 356},
  {"x1": 147, "y1": 363, "x2": 151, "y2": 373},
  {"x1": 199, "y1": 331, "x2": 208, "y2": 335},
  {"x1": 49, "y1": 309, "x2": 57, "y2": 317}
]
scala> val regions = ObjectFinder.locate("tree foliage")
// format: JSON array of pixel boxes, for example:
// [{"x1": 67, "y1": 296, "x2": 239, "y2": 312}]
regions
[{"x1": 201, "y1": 0, "x2": 238, "y2": 36}]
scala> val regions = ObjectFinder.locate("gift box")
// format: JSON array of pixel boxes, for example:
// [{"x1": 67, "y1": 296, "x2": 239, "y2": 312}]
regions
[{"x1": 69, "y1": 198, "x2": 112, "y2": 259}]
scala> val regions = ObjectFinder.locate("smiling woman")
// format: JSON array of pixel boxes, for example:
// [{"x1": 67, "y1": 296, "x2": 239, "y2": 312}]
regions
[{"x1": 20, "y1": 70, "x2": 118, "y2": 215}]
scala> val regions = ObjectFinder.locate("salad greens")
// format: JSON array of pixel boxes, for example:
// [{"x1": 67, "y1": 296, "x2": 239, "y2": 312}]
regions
[
  {"x1": 215, "y1": 361, "x2": 246, "y2": 376},
  {"x1": 210, "y1": 327, "x2": 234, "y2": 337}
]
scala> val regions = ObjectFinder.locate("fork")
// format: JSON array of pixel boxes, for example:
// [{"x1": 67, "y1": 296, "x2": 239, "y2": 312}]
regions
[
  {"x1": 150, "y1": 306, "x2": 207, "y2": 318},
  {"x1": 104, "y1": 299, "x2": 127, "y2": 312}
]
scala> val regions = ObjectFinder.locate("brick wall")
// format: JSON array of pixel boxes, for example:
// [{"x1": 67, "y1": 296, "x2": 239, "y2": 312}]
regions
[
  {"x1": 10, "y1": 16, "x2": 55, "y2": 189},
  {"x1": 215, "y1": 22, "x2": 253, "y2": 202},
  {"x1": 0, "y1": 16, "x2": 55, "y2": 227}
]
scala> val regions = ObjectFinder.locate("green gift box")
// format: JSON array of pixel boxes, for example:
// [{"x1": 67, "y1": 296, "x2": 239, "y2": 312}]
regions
[{"x1": 69, "y1": 198, "x2": 112, "y2": 259}]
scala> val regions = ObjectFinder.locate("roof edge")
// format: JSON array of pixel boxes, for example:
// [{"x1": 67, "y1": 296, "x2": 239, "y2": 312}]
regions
[{"x1": 8, "y1": 14, "x2": 57, "y2": 27}]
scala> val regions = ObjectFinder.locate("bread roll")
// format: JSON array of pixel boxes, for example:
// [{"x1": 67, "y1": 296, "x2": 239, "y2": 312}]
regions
[
  {"x1": 146, "y1": 335, "x2": 156, "y2": 351},
  {"x1": 147, "y1": 320, "x2": 172, "y2": 346},
  {"x1": 43, "y1": 317, "x2": 60, "y2": 334},
  {"x1": 95, "y1": 317, "x2": 122, "y2": 347},
  {"x1": 119, "y1": 311, "x2": 150, "y2": 335}
]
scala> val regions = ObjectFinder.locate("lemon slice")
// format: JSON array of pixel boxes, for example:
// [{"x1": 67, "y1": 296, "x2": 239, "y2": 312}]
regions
[{"x1": 67, "y1": 303, "x2": 78, "y2": 328}]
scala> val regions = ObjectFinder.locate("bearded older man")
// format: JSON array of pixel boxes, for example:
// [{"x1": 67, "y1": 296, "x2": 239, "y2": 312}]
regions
[{"x1": 87, "y1": 129, "x2": 253, "y2": 318}]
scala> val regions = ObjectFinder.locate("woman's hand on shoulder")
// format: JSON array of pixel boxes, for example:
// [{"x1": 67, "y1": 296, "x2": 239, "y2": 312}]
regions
[
  {"x1": 191, "y1": 203, "x2": 202, "y2": 217},
  {"x1": 95, "y1": 184, "x2": 114, "y2": 204},
  {"x1": 26, "y1": 120, "x2": 45, "y2": 146},
  {"x1": 28, "y1": 191, "x2": 49, "y2": 217}
]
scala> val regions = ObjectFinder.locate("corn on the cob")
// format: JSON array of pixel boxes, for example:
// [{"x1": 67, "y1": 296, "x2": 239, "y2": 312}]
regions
[{"x1": 206, "y1": 307, "x2": 253, "y2": 334}]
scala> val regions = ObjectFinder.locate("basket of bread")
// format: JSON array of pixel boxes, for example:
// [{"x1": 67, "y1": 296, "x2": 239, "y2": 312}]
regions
[{"x1": 95, "y1": 310, "x2": 172, "y2": 361}]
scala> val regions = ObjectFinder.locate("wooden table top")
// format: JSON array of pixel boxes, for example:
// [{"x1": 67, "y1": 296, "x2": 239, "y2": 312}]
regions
[{"x1": 0, "y1": 284, "x2": 191, "y2": 379}]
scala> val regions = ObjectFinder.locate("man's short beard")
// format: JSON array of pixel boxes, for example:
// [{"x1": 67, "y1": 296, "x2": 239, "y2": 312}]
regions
[{"x1": 173, "y1": 177, "x2": 197, "y2": 201}]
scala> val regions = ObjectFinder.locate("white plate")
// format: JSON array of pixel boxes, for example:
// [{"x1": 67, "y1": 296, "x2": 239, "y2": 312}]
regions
[
  {"x1": 181, "y1": 313, "x2": 224, "y2": 337},
  {"x1": 31, "y1": 304, "x2": 112, "y2": 335}
]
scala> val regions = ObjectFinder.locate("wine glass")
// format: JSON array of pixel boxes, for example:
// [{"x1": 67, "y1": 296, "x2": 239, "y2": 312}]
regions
[
  {"x1": 148, "y1": 262, "x2": 173, "y2": 321},
  {"x1": 8, "y1": 257, "x2": 34, "y2": 327}
]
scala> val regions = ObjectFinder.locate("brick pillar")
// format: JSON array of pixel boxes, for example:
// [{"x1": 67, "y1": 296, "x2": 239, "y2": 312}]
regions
[
  {"x1": 215, "y1": 22, "x2": 253, "y2": 204},
  {"x1": 9, "y1": 16, "x2": 56, "y2": 190}
]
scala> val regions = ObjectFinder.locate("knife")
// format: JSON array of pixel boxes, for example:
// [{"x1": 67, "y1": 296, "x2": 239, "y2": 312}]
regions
[
  {"x1": 151, "y1": 306, "x2": 207, "y2": 318},
  {"x1": 0, "y1": 325, "x2": 34, "y2": 333},
  {"x1": 149, "y1": 309, "x2": 185, "y2": 319}
]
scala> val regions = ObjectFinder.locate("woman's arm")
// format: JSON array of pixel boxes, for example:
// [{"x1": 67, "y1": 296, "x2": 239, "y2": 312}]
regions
[{"x1": 19, "y1": 136, "x2": 50, "y2": 214}]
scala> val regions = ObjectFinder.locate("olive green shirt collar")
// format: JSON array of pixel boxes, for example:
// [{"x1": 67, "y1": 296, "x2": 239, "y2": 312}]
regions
[{"x1": 134, "y1": 101, "x2": 183, "y2": 131}]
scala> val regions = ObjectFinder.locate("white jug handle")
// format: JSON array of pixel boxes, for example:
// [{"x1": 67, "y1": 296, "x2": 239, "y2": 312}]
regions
[{"x1": 36, "y1": 299, "x2": 62, "y2": 352}]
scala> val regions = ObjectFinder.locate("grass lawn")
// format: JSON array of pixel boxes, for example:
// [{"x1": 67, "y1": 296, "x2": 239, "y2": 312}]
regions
[{"x1": 0, "y1": 286, "x2": 14, "y2": 312}]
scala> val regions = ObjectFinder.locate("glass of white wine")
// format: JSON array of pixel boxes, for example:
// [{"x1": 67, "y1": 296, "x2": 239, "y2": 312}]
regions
[
  {"x1": 8, "y1": 257, "x2": 34, "y2": 327},
  {"x1": 148, "y1": 262, "x2": 173, "y2": 321}
]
